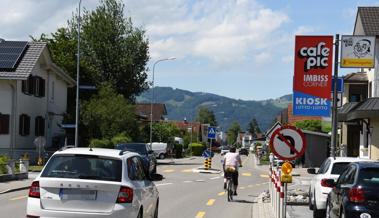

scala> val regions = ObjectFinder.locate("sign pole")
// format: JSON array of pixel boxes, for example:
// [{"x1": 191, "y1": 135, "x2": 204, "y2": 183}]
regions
[
  {"x1": 331, "y1": 34, "x2": 339, "y2": 159},
  {"x1": 283, "y1": 183, "x2": 287, "y2": 218}
]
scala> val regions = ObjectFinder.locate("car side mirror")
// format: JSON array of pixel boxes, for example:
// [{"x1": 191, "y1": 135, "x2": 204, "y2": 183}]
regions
[
  {"x1": 307, "y1": 168, "x2": 316, "y2": 174},
  {"x1": 150, "y1": 173, "x2": 163, "y2": 181}
]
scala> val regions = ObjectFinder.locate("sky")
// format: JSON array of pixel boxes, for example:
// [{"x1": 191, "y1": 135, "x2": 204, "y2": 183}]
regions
[{"x1": 1, "y1": 0, "x2": 378, "y2": 100}]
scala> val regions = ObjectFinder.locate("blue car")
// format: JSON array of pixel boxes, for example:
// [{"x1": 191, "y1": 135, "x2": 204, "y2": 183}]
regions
[
  {"x1": 325, "y1": 161, "x2": 379, "y2": 218},
  {"x1": 116, "y1": 143, "x2": 157, "y2": 174}
]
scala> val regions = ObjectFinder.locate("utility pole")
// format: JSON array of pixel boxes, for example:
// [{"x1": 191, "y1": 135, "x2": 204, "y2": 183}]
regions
[{"x1": 331, "y1": 34, "x2": 339, "y2": 158}]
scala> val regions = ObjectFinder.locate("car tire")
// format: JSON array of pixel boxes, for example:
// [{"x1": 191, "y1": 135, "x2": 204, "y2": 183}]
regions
[
  {"x1": 159, "y1": 153, "x2": 165, "y2": 159},
  {"x1": 152, "y1": 165, "x2": 157, "y2": 174},
  {"x1": 326, "y1": 199, "x2": 331, "y2": 218},
  {"x1": 308, "y1": 189, "x2": 314, "y2": 210},
  {"x1": 340, "y1": 208, "x2": 345, "y2": 218},
  {"x1": 137, "y1": 209, "x2": 143, "y2": 218},
  {"x1": 153, "y1": 200, "x2": 159, "y2": 218}
]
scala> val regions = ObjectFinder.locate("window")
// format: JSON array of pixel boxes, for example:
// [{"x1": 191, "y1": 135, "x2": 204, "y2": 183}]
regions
[
  {"x1": 127, "y1": 156, "x2": 146, "y2": 181},
  {"x1": 318, "y1": 159, "x2": 331, "y2": 174},
  {"x1": 331, "y1": 162, "x2": 350, "y2": 175},
  {"x1": 337, "y1": 165, "x2": 356, "y2": 185},
  {"x1": 0, "y1": 114, "x2": 10, "y2": 134},
  {"x1": 19, "y1": 114, "x2": 30, "y2": 136},
  {"x1": 35, "y1": 116, "x2": 45, "y2": 136},
  {"x1": 22, "y1": 76, "x2": 45, "y2": 97}
]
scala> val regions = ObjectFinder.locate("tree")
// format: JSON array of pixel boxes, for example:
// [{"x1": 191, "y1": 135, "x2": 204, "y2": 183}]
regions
[
  {"x1": 294, "y1": 120, "x2": 322, "y2": 132},
  {"x1": 227, "y1": 121, "x2": 242, "y2": 145},
  {"x1": 196, "y1": 107, "x2": 218, "y2": 126},
  {"x1": 152, "y1": 122, "x2": 181, "y2": 144},
  {"x1": 81, "y1": 84, "x2": 138, "y2": 141},
  {"x1": 247, "y1": 118, "x2": 262, "y2": 138}
]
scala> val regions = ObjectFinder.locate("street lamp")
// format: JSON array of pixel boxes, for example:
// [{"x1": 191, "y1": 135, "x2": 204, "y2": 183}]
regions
[
  {"x1": 74, "y1": 0, "x2": 82, "y2": 147},
  {"x1": 149, "y1": 57, "x2": 176, "y2": 145}
]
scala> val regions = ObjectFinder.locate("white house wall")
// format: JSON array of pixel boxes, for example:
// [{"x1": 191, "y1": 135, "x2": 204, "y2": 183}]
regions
[{"x1": 0, "y1": 80, "x2": 15, "y2": 148}]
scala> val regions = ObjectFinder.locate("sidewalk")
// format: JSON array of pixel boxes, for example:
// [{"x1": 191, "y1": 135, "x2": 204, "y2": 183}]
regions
[
  {"x1": 0, "y1": 172, "x2": 38, "y2": 194},
  {"x1": 252, "y1": 193, "x2": 275, "y2": 218}
]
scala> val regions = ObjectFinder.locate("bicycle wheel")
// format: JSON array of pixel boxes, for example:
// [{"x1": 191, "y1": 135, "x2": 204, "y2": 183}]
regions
[{"x1": 227, "y1": 179, "x2": 233, "y2": 202}]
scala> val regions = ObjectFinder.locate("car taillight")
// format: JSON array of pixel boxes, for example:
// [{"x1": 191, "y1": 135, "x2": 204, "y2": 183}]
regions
[
  {"x1": 348, "y1": 187, "x2": 365, "y2": 203},
  {"x1": 28, "y1": 181, "x2": 40, "y2": 198},
  {"x1": 116, "y1": 186, "x2": 133, "y2": 203},
  {"x1": 320, "y1": 179, "x2": 333, "y2": 187}
]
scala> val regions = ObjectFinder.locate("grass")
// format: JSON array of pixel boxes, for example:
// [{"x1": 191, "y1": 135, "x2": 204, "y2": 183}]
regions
[
  {"x1": 260, "y1": 160, "x2": 270, "y2": 165},
  {"x1": 29, "y1": 165, "x2": 44, "y2": 172}
]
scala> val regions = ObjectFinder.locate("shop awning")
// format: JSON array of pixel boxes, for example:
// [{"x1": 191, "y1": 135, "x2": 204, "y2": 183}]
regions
[
  {"x1": 346, "y1": 98, "x2": 379, "y2": 121},
  {"x1": 338, "y1": 102, "x2": 359, "y2": 122}
]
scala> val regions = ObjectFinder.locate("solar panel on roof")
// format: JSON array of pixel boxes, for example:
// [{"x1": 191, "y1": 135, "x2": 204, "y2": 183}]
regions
[{"x1": 0, "y1": 40, "x2": 28, "y2": 70}]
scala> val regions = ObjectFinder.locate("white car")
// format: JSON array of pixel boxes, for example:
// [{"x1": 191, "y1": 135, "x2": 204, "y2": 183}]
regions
[
  {"x1": 27, "y1": 147, "x2": 160, "y2": 218},
  {"x1": 308, "y1": 157, "x2": 371, "y2": 218}
]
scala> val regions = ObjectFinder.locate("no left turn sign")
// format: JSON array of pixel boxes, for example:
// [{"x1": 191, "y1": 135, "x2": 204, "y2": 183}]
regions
[{"x1": 269, "y1": 126, "x2": 306, "y2": 161}]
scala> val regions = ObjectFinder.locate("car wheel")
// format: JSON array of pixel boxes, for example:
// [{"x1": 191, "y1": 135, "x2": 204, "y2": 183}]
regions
[
  {"x1": 159, "y1": 153, "x2": 165, "y2": 159},
  {"x1": 152, "y1": 165, "x2": 157, "y2": 174},
  {"x1": 153, "y1": 200, "x2": 159, "y2": 218},
  {"x1": 308, "y1": 189, "x2": 314, "y2": 210},
  {"x1": 137, "y1": 209, "x2": 143, "y2": 218},
  {"x1": 340, "y1": 208, "x2": 345, "y2": 218},
  {"x1": 313, "y1": 193, "x2": 325, "y2": 218}
]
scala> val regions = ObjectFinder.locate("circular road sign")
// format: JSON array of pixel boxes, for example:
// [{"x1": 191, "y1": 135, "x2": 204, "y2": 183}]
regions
[{"x1": 269, "y1": 126, "x2": 306, "y2": 161}]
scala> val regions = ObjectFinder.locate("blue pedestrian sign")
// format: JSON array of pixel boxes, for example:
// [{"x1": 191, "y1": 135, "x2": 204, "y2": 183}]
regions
[
  {"x1": 202, "y1": 150, "x2": 214, "y2": 158},
  {"x1": 331, "y1": 77, "x2": 344, "y2": 93},
  {"x1": 208, "y1": 127, "x2": 216, "y2": 139}
]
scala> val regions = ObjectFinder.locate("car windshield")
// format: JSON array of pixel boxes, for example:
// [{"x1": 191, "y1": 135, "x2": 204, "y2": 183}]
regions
[
  {"x1": 331, "y1": 162, "x2": 350, "y2": 174},
  {"x1": 359, "y1": 167, "x2": 379, "y2": 186},
  {"x1": 41, "y1": 154, "x2": 122, "y2": 182},
  {"x1": 116, "y1": 143, "x2": 147, "y2": 155}
]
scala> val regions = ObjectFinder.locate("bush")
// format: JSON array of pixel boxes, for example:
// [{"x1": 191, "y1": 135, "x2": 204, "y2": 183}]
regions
[
  {"x1": 90, "y1": 138, "x2": 112, "y2": 149},
  {"x1": 111, "y1": 132, "x2": 131, "y2": 146},
  {"x1": 189, "y1": 143, "x2": 206, "y2": 156},
  {"x1": 174, "y1": 143, "x2": 183, "y2": 158},
  {"x1": 0, "y1": 155, "x2": 9, "y2": 175}
]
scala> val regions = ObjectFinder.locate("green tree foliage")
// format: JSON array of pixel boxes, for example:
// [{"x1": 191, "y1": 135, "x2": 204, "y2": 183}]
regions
[
  {"x1": 294, "y1": 120, "x2": 322, "y2": 132},
  {"x1": 227, "y1": 121, "x2": 242, "y2": 145},
  {"x1": 196, "y1": 107, "x2": 218, "y2": 126},
  {"x1": 248, "y1": 118, "x2": 262, "y2": 138},
  {"x1": 151, "y1": 122, "x2": 181, "y2": 144},
  {"x1": 81, "y1": 84, "x2": 137, "y2": 142}
]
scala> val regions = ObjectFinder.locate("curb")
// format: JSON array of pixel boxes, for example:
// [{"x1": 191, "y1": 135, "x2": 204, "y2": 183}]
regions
[
  {"x1": 193, "y1": 167, "x2": 221, "y2": 174},
  {"x1": 0, "y1": 185, "x2": 30, "y2": 195}
]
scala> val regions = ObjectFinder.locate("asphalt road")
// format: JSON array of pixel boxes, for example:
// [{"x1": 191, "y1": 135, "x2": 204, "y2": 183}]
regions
[{"x1": 0, "y1": 154, "x2": 271, "y2": 218}]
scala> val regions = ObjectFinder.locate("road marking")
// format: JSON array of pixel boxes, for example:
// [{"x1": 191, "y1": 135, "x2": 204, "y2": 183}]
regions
[
  {"x1": 247, "y1": 185, "x2": 253, "y2": 188},
  {"x1": 10, "y1": 195, "x2": 27, "y2": 201},
  {"x1": 195, "y1": 179, "x2": 205, "y2": 182},
  {"x1": 181, "y1": 169, "x2": 193, "y2": 173},
  {"x1": 163, "y1": 169, "x2": 175, "y2": 173},
  {"x1": 242, "y1": 173, "x2": 252, "y2": 177},
  {"x1": 195, "y1": 211, "x2": 206, "y2": 218},
  {"x1": 239, "y1": 187, "x2": 245, "y2": 190},
  {"x1": 260, "y1": 174, "x2": 270, "y2": 178},
  {"x1": 210, "y1": 176, "x2": 220, "y2": 180},
  {"x1": 206, "y1": 199, "x2": 215, "y2": 206},
  {"x1": 218, "y1": 191, "x2": 225, "y2": 196},
  {"x1": 156, "y1": 183, "x2": 173, "y2": 187},
  {"x1": 184, "y1": 180, "x2": 193, "y2": 183}
]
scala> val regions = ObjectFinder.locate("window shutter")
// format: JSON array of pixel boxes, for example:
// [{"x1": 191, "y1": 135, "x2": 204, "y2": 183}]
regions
[
  {"x1": 28, "y1": 76, "x2": 34, "y2": 95},
  {"x1": 39, "y1": 78, "x2": 45, "y2": 97},
  {"x1": 35, "y1": 116, "x2": 45, "y2": 136},
  {"x1": 0, "y1": 114, "x2": 10, "y2": 134},
  {"x1": 22, "y1": 80, "x2": 26, "y2": 93},
  {"x1": 26, "y1": 115, "x2": 30, "y2": 135},
  {"x1": 19, "y1": 115, "x2": 24, "y2": 135}
]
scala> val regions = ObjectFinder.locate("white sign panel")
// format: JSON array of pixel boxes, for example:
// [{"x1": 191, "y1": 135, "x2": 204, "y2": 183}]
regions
[{"x1": 341, "y1": 35, "x2": 376, "y2": 68}]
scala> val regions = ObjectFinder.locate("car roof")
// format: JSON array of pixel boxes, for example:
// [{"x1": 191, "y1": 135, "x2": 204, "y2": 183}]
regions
[
  {"x1": 353, "y1": 161, "x2": 379, "y2": 168},
  {"x1": 54, "y1": 147, "x2": 137, "y2": 159},
  {"x1": 327, "y1": 157, "x2": 372, "y2": 163}
]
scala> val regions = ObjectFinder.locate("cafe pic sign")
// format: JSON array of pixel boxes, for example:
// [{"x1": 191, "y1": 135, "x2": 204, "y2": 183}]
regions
[{"x1": 341, "y1": 36, "x2": 376, "y2": 68}]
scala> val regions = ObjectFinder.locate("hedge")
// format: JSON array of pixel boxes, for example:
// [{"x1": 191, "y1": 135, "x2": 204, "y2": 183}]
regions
[
  {"x1": 90, "y1": 138, "x2": 112, "y2": 149},
  {"x1": 189, "y1": 143, "x2": 206, "y2": 156},
  {"x1": 0, "y1": 155, "x2": 9, "y2": 174}
]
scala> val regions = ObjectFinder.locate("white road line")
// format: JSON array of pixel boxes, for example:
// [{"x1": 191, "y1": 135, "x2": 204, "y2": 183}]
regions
[
  {"x1": 156, "y1": 183, "x2": 173, "y2": 187},
  {"x1": 184, "y1": 181, "x2": 193, "y2": 183},
  {"x1": 195, "y1": 180, "x2": 205, "y2": 182},
  {"x1": 210, "y1": 176, "x2": 220, "y2": 180}
]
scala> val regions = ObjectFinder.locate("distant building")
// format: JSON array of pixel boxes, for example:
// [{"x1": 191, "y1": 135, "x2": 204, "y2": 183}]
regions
[
  {"x1": 0, "y1": 40, "x2": 75, "y2": 158},
  {"x1": 135, "y1": 103, "x2": 167, "y2": 122},
  {"x1": 277, "y1": 103, "x2": 322, "y2": 125}
]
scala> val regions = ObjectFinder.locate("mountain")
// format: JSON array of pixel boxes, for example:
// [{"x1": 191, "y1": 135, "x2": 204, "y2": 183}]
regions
[{"x1": 137, "y1": 87, "x2": 291, "y2": 132}]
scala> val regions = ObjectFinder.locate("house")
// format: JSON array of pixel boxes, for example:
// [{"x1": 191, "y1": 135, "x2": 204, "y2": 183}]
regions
[
  {"x1": 169, "y1": 120, "x2": 201, "y2": 141},
  {"x1": 337, "y1": 7, "x2": 379, "y2": 160},
  {"x1": 135, "y1": 103, "x2": 167, "y2": 122},
  {"x1": 0, "y1": 40, "x2": 75, "y2": 159},
  {"x1": 277, "y1": 103, "x2": 322, "y2": 125}
]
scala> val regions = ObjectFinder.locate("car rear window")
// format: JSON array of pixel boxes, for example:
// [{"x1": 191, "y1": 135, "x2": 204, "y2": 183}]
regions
[
  {"x1": 331, "y1": 162, "x2": 350, "y2": 174},
  {"x1": 116, "y1": 143, "x2": 147, "y2": 155},
  {"x1": 359, "y1": 168, "x2": 379, "y2": 186},
  {"x1": 41, "y1": 154, "x2": 122, "y2": 182}
]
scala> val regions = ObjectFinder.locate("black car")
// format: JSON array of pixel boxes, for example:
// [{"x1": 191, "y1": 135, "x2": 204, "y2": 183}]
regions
[
  {"x1": 116, "y1": 143, "x2": 157, "y2": 174},
  {"x1": 325, "y1": 161, "x2": 379, "y2": 218},
  {"x1": 239, "y1": 148, "x2": 249, "y2": 156}
]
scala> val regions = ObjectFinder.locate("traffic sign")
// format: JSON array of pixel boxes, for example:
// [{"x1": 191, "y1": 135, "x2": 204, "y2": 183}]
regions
[
  {"x1": 269, "y1": 126, "x2": 307, "y2": 161},
  {"x1": 202, "y1": 150, "x2": 214, "y2": 158},
  {"x1": 331, "y1": 77, "x2": 344, "y2": 93},
  {"x1": 208, "y1": 127, "x2": 216, "y2": 139}
]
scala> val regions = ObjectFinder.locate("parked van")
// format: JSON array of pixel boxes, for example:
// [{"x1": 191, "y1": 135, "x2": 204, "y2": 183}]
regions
[{"x1": 151, "y1": 142, "x2": 168, "y2": 159}]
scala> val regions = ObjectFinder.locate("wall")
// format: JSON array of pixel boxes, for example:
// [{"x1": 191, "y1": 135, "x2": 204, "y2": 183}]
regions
[
  {"x1": 370, "y1": 118, "x2": 379, "y2": 160},
  {"x1": 0, "y1": 81, "x2": 15, "y2": 148},
  {"x1": 302, "y1": 133, "x2": 330, "y2": 167}
]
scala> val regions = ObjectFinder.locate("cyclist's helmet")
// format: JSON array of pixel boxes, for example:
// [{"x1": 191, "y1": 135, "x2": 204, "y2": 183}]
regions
[{"x1": 230, "y1": 146, "x2": 236, "y2": 152}]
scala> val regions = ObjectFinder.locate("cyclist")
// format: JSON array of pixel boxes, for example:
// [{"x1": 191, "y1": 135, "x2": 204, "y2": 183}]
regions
[{"x1": 222, "y1": 146, "x2": 242, "y2": 195}]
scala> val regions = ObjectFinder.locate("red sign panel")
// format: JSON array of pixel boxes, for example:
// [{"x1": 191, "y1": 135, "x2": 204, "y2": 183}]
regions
[{"x1": 294, "y1": 36, "x2": 334, "y2": 98}]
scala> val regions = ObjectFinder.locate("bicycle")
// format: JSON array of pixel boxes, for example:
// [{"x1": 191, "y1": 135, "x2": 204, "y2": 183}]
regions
[{"x1": 225, "y1": 174, "x2": 234, "y2": 202}]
